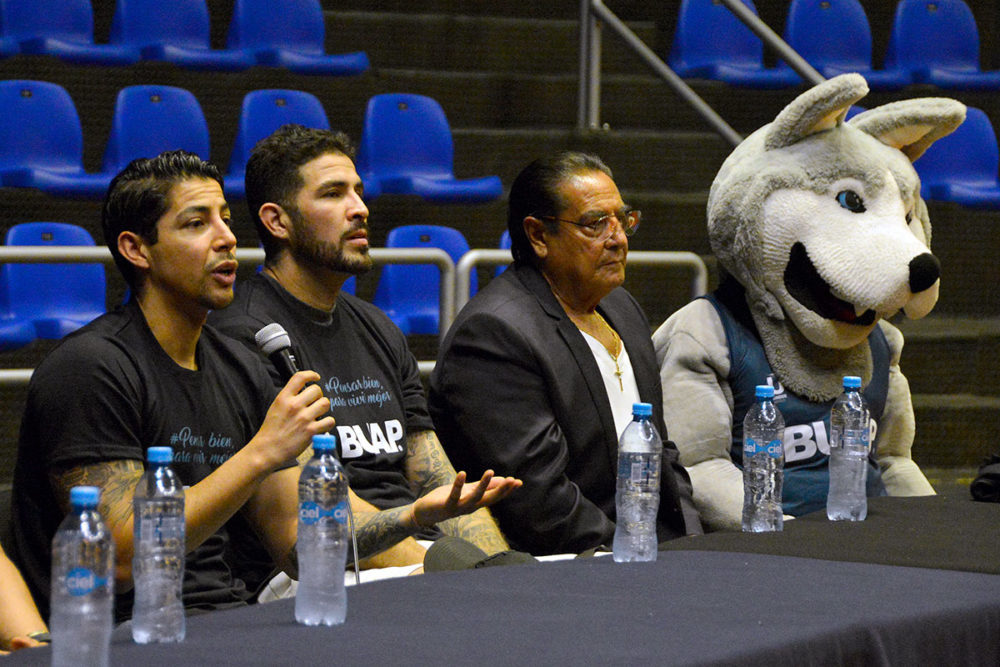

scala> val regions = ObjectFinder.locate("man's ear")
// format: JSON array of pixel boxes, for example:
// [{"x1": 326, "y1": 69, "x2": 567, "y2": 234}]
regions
[
  {"x1": 258, "y1": 203, "x2": 291, "y2": 241},
  {"x1": 523, "y1": 216, "x2": 548, "y2": 261},
  {"x1": 117, "y1": 231, "x2": 150, "y2": 272}
]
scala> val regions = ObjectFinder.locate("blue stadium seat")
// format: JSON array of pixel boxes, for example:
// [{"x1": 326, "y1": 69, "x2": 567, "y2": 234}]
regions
[
  {"x1": 225, "y1": 0, "x2": 368, "y2": 75},
  {"x1": 885, "y1": 0, "x2": 1000, "y2": 91},
  {"x1": 101, "y1": 85, "x2": 212, "y2": 179},
  {"x1": 356, "y1": 94, "x2": 503, "y2": 204},
  {"x1": 781, "y1": 0, "x2": 912, "y2": 90},
  {"x1": 224, "y1": 89, "x2": 331, "y2": 199},
  {"x1": 108, "y1": 0, "x2": 254, "y2": 71},
  {"x1": 373, "y1": 225, "x2": 474, "y2": 335},
  {"x1": 915, "y1": 107, "x2": 1000, "y2": 209},
  {"x1": 668, "y1": 0, "x2": 800, "y2": 89},
  {"x1": 0, "y1": 0, "x2": 139, "y2": 65},
  {"x1": 0, "y1": 80, "x2": 108, "y2": 198},
  {"x1": 1, "y1": 222, "x2": 106, "y2": 341}
]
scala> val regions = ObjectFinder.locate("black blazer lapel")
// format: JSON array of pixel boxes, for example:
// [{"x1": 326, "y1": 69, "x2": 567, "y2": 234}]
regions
[{"x1": 515, "y1": 264, "x2": 622, "y2": 472}]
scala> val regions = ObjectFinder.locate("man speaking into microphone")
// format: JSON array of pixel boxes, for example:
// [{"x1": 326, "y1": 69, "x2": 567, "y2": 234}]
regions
[{"x1": 209, "y1": 125, "x2": 518, "y2": 570}]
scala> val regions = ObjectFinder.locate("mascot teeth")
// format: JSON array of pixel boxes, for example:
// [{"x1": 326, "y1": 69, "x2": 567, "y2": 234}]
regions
[{"x1": 783, "y1": 242, "x2": 876, "y2": 326}]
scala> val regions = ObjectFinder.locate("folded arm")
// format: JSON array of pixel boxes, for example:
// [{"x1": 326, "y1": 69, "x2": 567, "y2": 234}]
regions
[{"x1": 654, "y1": 301, "x2": 743, "y2": 532}]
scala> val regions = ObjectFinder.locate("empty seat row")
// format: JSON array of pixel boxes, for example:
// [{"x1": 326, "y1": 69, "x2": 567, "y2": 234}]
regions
[
  {"x1": 0, "y1": 0, "x2": 368, "y2": 75},
  {"x1": 0, "y1": 80, "x2": 502, "y2": 204},
  {"x1": 671, "y1": 0, "x2": 1000, "y2": 91}
]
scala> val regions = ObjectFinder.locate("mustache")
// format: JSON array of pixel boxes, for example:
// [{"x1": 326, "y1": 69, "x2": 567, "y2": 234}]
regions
[
  {"x1": 207, "y1": 253, "x2": 238, "y2": 271},
  {"x1": 342, "y1": 220, "x2": 369, "y2": 238}
]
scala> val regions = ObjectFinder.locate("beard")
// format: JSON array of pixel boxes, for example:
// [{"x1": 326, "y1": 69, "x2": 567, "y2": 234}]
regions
[{"x1": 287, "y1": 209, "x2": 374, "y2": 276}]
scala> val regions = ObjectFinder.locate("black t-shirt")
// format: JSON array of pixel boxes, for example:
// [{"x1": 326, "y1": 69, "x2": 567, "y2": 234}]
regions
[
  {"x1": 209, "y1": 273, "x2": 436, "y2": 512},
  {"x1": 11, "y1": 300, "x2": 278, "y2": 620}
]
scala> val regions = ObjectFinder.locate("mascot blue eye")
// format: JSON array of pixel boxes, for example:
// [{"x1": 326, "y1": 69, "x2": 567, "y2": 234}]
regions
[{"x1": 836, "y1": 190, "x2": 866, "y2": 213}]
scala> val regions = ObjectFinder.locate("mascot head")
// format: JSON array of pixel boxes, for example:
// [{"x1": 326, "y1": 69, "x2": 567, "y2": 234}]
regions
[{"x1": 708, "y1": 74, "x2": 964, "y2": 353}]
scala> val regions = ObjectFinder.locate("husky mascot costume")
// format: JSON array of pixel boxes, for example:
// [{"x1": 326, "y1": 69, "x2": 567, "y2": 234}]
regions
[{"x1": 653, "y1": 73, "x2": 965, "y2": 531}]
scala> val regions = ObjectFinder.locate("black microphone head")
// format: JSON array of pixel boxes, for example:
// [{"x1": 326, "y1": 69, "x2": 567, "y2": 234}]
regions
[{"x1": 255, "y1": 323, "x2": 291, "y2": 356}]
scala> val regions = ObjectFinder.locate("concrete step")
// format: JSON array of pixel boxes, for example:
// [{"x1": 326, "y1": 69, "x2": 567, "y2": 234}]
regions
[
  {"x1": 895, "y1": 317, "x2": 1000, "y2": 396},
  {"x1": 912, "y1": 394, "x2": 1000, "y2": 468},
  {"x1": 327, "y1": 11, "x2": 659, "y2": 77}
]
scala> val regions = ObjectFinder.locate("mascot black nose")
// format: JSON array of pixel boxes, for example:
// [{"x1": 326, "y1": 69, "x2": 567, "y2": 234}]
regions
[{"x1": 909, "y1": 253, "x2": 940, "y2": 293}]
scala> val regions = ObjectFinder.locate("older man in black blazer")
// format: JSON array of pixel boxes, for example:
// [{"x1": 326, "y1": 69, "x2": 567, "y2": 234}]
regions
[{"x1": 429, "y1": 152, "x2": 702, "y2": 555}]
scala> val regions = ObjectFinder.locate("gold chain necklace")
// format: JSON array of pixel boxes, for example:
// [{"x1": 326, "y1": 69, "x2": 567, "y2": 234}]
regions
[{"x1": 595, "y1": 312, "x2": 624, "y2": 391}]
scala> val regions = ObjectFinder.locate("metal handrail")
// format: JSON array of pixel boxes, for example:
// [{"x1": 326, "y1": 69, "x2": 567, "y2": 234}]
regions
[
  {"x1": 0, "y1": 245, "x2": 455, "y2": 386},
  {"x1": 578, "y1": 0, "x2": 824, "y2": 145},
  {"x1": 0, "y1": 245, "x2": 455, "y2": 328},
  {"x1": 454, "y1": 248, "x2": 709, "y2": 313}
]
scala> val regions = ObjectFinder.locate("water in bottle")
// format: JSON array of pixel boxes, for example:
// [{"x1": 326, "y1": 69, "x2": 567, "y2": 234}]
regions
[
  {"x1": 132, "y1": 446, "x2": 186, "y2": 643},
  {"x1": 827, "y1": 375, "x2": 870, "y2": 521},
  {"x1": 613, "y1": 402, "x2": 662, "y2": 563},
  {"x1": 50, "y1": 485, "x2": 115, "y2": 667},
  {"x1": 296, "y1": 433, "x2": 349, "y2": 625},
  {"x1": 742, "y1": 385, "x2": 785, "y2": 532}
]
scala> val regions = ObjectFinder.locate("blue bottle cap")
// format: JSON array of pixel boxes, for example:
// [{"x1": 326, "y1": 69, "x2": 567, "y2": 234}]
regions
[
  {"x1": 312, "y1": 433, "x2": 337, "y2": 452},
  {"x1": 147, "y1": 446, "x2": 173, "y2": 464},
  {"x1": 631, "y1": 402, "x2": 653, "y2": 417},
  {"x1": 843, "y1": 376, "x2": 862, "y2": 389},
  {"x1": 69, "y1": 486, "x2": 100, "y2": 509},
  {"x1": 755, "y1": 385, "x2": 775, "y2": 399}
]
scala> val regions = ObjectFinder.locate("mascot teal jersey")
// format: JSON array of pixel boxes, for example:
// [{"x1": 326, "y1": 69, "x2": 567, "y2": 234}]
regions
[{"x1": 706, "y1": 279, "x2": 888, "y2": 517}]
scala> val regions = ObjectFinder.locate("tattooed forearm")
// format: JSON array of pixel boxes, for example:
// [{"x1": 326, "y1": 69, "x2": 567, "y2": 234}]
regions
[
  {"x1": 49, "y1": 460, "x2": 144, "y2": 534},
  {"x1": 404, "y1": 430, "x2": 457, "y2": 493},
  {"x1": 349, "y1": 505, "x2": 418, "y2": 561},
  {"x1": 438, "y1": 509, "x2": 510, "y2": 555}
]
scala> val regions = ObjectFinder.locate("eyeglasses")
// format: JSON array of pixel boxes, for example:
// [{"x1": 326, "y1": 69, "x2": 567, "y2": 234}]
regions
[{"x1": 539, "y1": 208, "x2": 641, "y2": 241}]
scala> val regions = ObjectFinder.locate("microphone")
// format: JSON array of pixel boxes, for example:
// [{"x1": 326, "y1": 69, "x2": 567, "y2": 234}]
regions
[{"x1": 255, "y1": 323, "x2": 300, "y2": 383}]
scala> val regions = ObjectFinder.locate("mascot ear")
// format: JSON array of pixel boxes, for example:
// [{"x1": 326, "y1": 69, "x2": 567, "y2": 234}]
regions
[
  {"x1": 847, "y1": 99, "x2": 966, "y2": 161},
  {"x1": 764, "y1": 73, "x2": 869, "y2": 151}
]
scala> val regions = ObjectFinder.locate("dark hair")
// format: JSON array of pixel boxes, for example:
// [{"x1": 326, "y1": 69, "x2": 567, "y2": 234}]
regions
[
  {"x1": 244, "y1": 124, "x2": 356, "y2": 264},
  {"x1": 507, "y1": 152, "x2": 612, "y2": 265},
  {"x1": 101, "y1": 150, "x2": 223, "y2": 290}
]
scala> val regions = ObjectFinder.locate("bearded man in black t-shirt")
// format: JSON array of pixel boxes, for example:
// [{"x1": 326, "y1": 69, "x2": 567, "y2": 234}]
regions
[
  {"x1": 209, "y1": 125, "x2": 516, "y2": 567},
  {"x1": 11, "y1": 151, "x2": 517, "y2": 620}
]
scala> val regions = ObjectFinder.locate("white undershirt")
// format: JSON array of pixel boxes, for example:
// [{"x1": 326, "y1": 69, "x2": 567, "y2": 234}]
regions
[{"x1": 581, "y1": 330, "x2": 641, "y2": 438}]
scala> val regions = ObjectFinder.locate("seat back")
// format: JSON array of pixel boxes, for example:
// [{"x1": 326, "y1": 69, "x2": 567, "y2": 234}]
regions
[
  {"x1": 0, "y1": 80, "x2": 84, "y2": 175},
  {"x1": 2, "y1": 222, "x2": 106, "y2": 338},
  {"x1": 0, "y1": 0, "x2": 94, "y2": 42},
  {"x1": 102, "y1": 85, "x2": 211, "y2": 174},
  {"x1": 228, "y1": 89, "x2": 330, "y2": 177},
  {"x1": 886, "y1": 0, "x2": 981, "y2": 72},
  {"x1": 227, "y1": 0, "x2": 325, "y2": 56},
  {"x1": 783, "y1": 0, "x2": 874, "y2": 71},
  {"x1": 373, "y1": 225, "x2": 473, "y2": 335},
  {"x1": 356, "y1": 93, "x2": 455, "y2": 181},
  {"x1": 109, "y1": 0, "x2": 212, "y2": 50},
  {"x1": 915, "y1": 107, "x2": 998, "y2": 186},
  {"x1": 669, "y1": 0, "x2": 764, "y2": 71}
]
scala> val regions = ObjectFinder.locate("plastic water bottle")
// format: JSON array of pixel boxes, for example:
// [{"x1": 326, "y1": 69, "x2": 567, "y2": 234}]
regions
[
  {"x1": 132, "y1": 446, "x2": 186, "y2": 643},
  {"x1": 50, "y1": 486, "x2": 114, "y2": 667},
  {"x1": 742, "y1": 385, "x2": 785, "y2": 532},
  {"x1": 613, "y1": 402, "x2": 662, "y2": 563},
  {"x1": 827, "y1": 375, "x2": 870, "y2": 521},
  {"x1": 296, "y1": 433, "x2": 349, "y2": 625}
]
